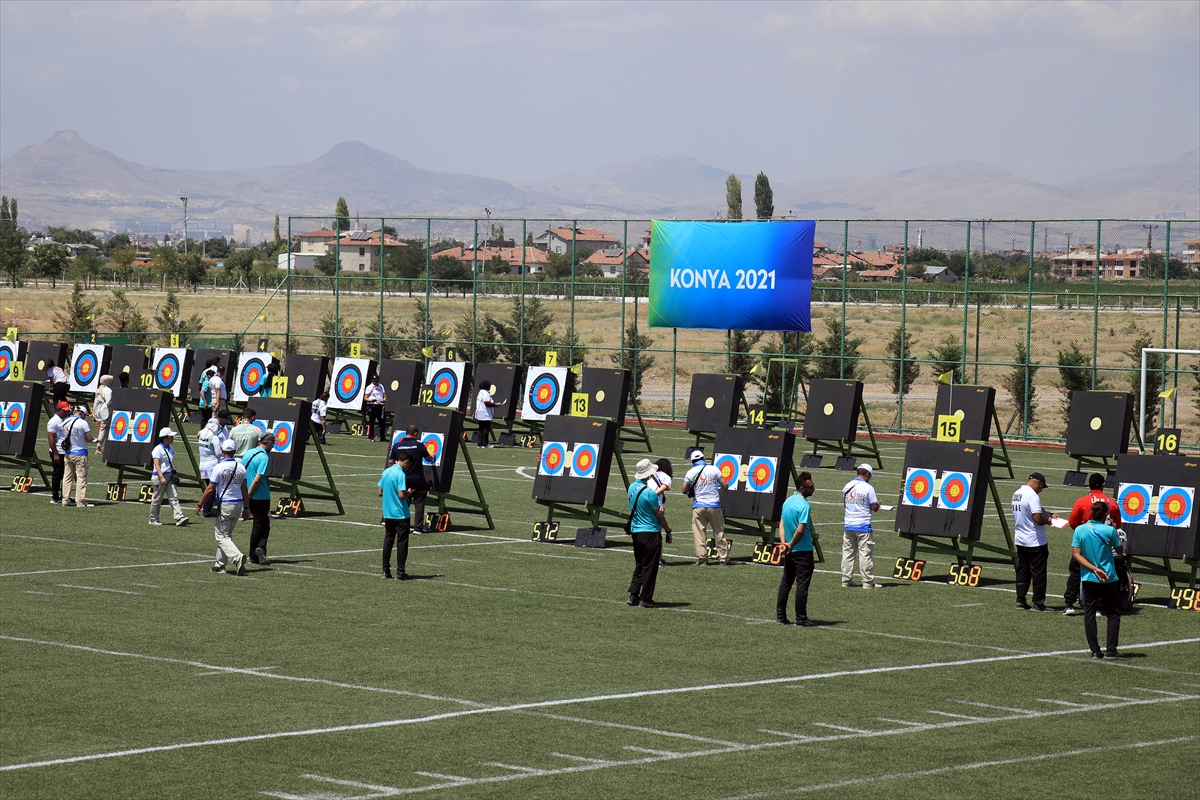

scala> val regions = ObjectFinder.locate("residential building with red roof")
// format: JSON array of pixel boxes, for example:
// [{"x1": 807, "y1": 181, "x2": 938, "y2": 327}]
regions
[{"x1": 532, "y1": 227, "x2": 619, "y2": 255}]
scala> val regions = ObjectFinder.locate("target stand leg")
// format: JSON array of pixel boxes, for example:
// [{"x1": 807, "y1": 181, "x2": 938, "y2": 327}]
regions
[
  {"x1": 426, "y1": 444, "x2": 494, "y2": 530},
  {"x1": 1, "y1": 453, "x2": 52, "y2": 492},
  {"x1": 617, "y1": 397, "x2": 653, "y2": 453}
]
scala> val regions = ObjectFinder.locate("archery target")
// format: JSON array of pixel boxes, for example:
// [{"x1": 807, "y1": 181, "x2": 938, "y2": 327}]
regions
[
  {"x1": 131, "y1": 412, "x2": 155, "y2": 444},
  {"x1": 714, "y1": 453, "x2": 742, "y2": 490},
  {"x1": 902, "y1": 468, "x2": 936, "y2": 507},
  {"x1": 110, "y1": 410, "x2": 132, "y2": 442},
  {"x1": 1117, "y1": 483, "x2": 1153, "y2": 525},
  {"x1": 570, "y1": 443, "x2": 600, "y2": 479},
  {"x1": 152, "y1": 348, "x2": 185, "y2": 394},
  {"x1": 745, "y1": 456, "x2": 778, "y2": 494},
  {"x1": 0, "y1": 342, "x2": 16, "y2": 380},
  {"x1": 421, "y1": 432, "x2": 446, "y2": 467},
  {"x1": 252, "y1": 419, "x2": 271, "y2": 435},
  {"x1": 3, "y1": 401, "x2": 25, "y2": 432},
  {"x1": 937, "y1": 471, "x2": 971, "y2": 511},
  {"x1": 272, "y1": 420, "x2": 295, "y2": 454},
  {"x1": 69, "y1": 344, "x2": 105, "y2": 392},
  {"x1": 430, "y1": 367, "x2": 459, "y2": 407},
  {"x1": 329, "y1": 357, "x2": 371, "y2": 410},
  {"x1": 235, "y1": 353, "x2": 270, "y2": 401},
  {"x1": 538, "y1": 440, "x2": 568, "y2": 476},
  {"x1": 523, "y1": 366, "x2": 568, "y2": 421},
  {"x1": 1155, "y1": 486, "x2": 1194, "y2": 529},
  {"x1": 390, "y1": 429, "x2": 404, "y2": 449}
]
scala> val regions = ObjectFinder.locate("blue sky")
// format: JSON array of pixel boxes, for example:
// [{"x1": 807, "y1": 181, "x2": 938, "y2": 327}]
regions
[{"x1": 2, "y1": 1, "x2": 1197, "y2": 184}]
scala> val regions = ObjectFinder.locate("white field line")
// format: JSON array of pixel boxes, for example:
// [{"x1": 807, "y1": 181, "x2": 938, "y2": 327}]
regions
[
  {"x1": 522, "y1": 711, "x2": 746, "y2": 747},
  {"x1": 0, "y1": 635, "x2": 486, "y2": 709},
  {"x1": 55, "y1": 584, "x2": 142, "y2": 595},
  {"x1": 3, "y1": 637, "x2": 1197, "y2": 773},
  {"x1": 22, "y1": 591, "x2": 56, "y2": 596},
  {"x1": 2, "y1": 560, "x2": 211, "y2": 578},
  {"x1": 510, "y1": 550, "x2": 597, "y2": 561},
  {"x1": 714, "y1": 736, "x2": 1199, "y2": 800},
  {"x1": 267, "y1": 705, "x2": 1200, "y2": 798}
]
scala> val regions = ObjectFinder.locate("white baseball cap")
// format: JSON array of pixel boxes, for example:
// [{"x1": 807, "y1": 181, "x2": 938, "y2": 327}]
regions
[
  {"x1": 220, "y1": 440, "x2": 237, "y2": 453},
  {"x1": 858, "y1": 463, "x2": 873, "y2": 475},
  {"x1": 159, "y1": 427, "x2": 178, "y2": 438}
]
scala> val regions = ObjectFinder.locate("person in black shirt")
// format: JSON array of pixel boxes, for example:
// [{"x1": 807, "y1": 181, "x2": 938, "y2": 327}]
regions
[{"x1": 389, "y1": 424, "x2": 435, "y2": 532}]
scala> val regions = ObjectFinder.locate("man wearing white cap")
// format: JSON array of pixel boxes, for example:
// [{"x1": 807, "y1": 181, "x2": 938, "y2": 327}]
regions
[
  {"x1": 195, "y1": 439, "x2": 250, "y2": 575},
  {"x1": 682, "y1": 447, "x2": 730, "y2": 565},
  {"x1": 61, "y1": 405, "x2": 94, "y2": 507},
  {"x1": 150, "y1": 428, "x2": 189, "y2": 526},
  {"x1": 841, "y1": 463, "x2": 882, "y2": 588}
]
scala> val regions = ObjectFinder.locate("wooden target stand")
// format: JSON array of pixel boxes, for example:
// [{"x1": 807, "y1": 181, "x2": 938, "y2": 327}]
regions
[
  {"x1": 720, "y1": 464, "x2": 827, "y2": 563},
  {"x1": 536, "y1": 448, "x2": 632, "y2": 531},
  {"x1": 898, "y1": 474, "x2": 1017, "y2": 570},
  {"x1": 803, "y1": 403, "x2": 884, "y2": 471},
  {"x1": 108, "y1": 405, "x2": 204, "y2": 493},
  {"x1": 1126, "y1": 554, "x2": 1198, "y2": 592},
  {"x1": 264, "y1": 419, "x2": 345, "y2": 516},
  {"x1": 1070, "y1": 420, "x2": 1146, "y2": 477},
  {"x1": 426, "y1": 442, "x2": 494, "y2": 530},
  {"x1": 617, "y1": 397, "x2": 653, "y2": 453}
]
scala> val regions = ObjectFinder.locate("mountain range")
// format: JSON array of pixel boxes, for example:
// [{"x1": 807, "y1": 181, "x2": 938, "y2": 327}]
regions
[{"x1": 1, "y1": 130, "x2": 1195, "y2": 236}]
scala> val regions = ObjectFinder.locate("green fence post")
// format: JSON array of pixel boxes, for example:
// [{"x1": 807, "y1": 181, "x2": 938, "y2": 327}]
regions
[
  {"x1": 1092, "y1": 220, "x2": 1101, "y2": 389},
  {"x1": 962, "y1": 221, "x2": 971, "y2": 376},
  {"x1": 1161, "y1": 220, "x2": 1172, "y2": 425},
  {"x1": 286, "y1": 217, "x2": 292, "y2": 353},
  {"x1": 899, "y1": 220, "x2": 908, "y2": 431},
  {"x1": 840, "y1": 220, "x2": 849, "y2": 378},
  {"x1": 620, "y1": 220, "x2": 628, "y2": 385},
  {"x1": 379, "y1": 217, "x2": 385, "y2": 360},
  {"x1": 472, "y1": 219, "x2": 479, "y2": 364},
  {"x1": 425, "y1": 219, "x2": 432, "y2": 344},
  {"x1": 334, "y1": 219, "x2": 341, "y2": 357},
  {"x1": 570, "y1": 221, "x2": 577, "y2": 362},
  {"x1": 520, "y1": 220, "x2": 526, "y2": 370},
  {"x1": 1022, "y1": 220, "x2": 1035, "y2": 438},
  {"x1": 672, "y1": 327, "x2": 678, "y2": 421}
]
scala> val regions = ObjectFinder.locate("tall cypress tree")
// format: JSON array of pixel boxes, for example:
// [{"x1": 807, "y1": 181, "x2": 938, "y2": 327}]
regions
[
  {"x1": 335, "y1": 197, "x2": 350, "y2": 232},
  {"x1": 0, "y1": 196, "x2": 27, "y2": 287},
  {"x1": 754, "y1": 172, "x2": 774, "y2": 219},
  {"x1": 725, "y1": 175, "x2": 742, "y2": 221}
]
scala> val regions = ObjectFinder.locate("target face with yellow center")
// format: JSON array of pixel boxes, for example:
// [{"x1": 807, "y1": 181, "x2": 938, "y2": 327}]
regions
[
  {"x1": 131, "y1": 413, "x2": 155, "y2": 443},
  {"x1": 430, "y1": 368, "x2": 458, "y2": 406},
  {"x1": 420, "y1": 432, "x2": 445, "y2": 467},
  {"x1": 538, "y1": 440, "x2": 568, "y2": 476},
  {"x1": 272, "y1": 421, "x2": 295, "y2": 454},
  {"x1": 1155, "y1": 486, "x2": 1194, "y2": 529},
  {"x1": 1117, "y1": 483, "x2": 1152, "y2": 525},
  {"x1": 714, "y1": 453, "x2": 741, "y2": 490},
  {"x1": 69, "y1": 344, "x2": 106, "y2": 392},
  {"x1": 3, "y1": 401, "x2": 25, "y2": 432},
  {"x1": 902, "y1": 468, "x2": 936, "y2": 507},
  {"x1": 238, "y1": 356, "x2": 269, "y2": 399},
  {"x1": 745, "y1": 456, "x2": 778, "y2": 494},
  {"x1": 937, "y1": 471, "x2": 971, "y2": 511},
  {"x1": 153, "y1": 349, "x2": 185, "y2": 393},
  {"x1": 110, "y1": 411, "x2": 131, "y2": 442},
  {"x1": 0, "y1": 342, "x2": 16, "y2": 380},
  {"x1": 570, "y1": 443, "x2": 600, "y2": 479}
]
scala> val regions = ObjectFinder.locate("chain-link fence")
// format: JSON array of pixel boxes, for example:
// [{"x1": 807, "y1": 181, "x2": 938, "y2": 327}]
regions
[{"x1": 13, "y1": 217, "x2": 1200, "y2": 446}]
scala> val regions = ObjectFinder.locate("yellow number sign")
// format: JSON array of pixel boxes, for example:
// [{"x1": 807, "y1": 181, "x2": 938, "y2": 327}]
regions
[
  {"x1": 271, "y1": 376, "x2": 289, "y2": 398},
  {"x1": 570, "y1": 393, "x2": 589, "y2": 417},
  {"x1": 349, "y1": 343, "x2": 361, "y2": 358},
  {"x1": 170, "y1": 334, "x2": 180, "y2": 348},
  {"x1": 9, "y1": 361, "x2": 23, "y2": 380},
  {"x1": 544, "y1": 351, "x2": 558, "y2": 367},
  {"x1": 935, "y1": 415, "x2": 961, "y2": 442},
  {"x1": 4, "y1": 327, "x2": 17, "y2": 342}
]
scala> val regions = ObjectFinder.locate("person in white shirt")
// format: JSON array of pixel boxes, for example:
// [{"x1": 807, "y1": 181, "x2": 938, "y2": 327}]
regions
[
  {"x1": 46, "y1": 359, "x2": 69, "y2": 403},
  {"x1": 195, "y1": 439, "x2": 250, "y2": 576},
  {"x1": 208, "y1": 365, "x2": 228, "y2": 416},
  {"x1": 311, "y1": 391, "x2": 329, "y2": 444},
  {"x1": 841, "y1": 464, "x2": 882, "y2": 588},
  {"x1": 197, "y1": 409, "x2": 231, "y2": 517},
  {"x1": 60, "y1": 405, "x2": 94, "y2": 507},
  {"x1": 45, "y1": 401, "x2": 71, "y2": 504},
  {"x1": 1011, "y1": 472, "x2": 1059, "y2": 611},
  {"x1": 364, "y1": 375, "x2": 386, "y2": 441},
  {"x1": 92, "y1": 375, "x2": 114, "y2": 457},
  {"x1": 474, "y1": 380, "x2": 503, "y2": 448},
  {"x1": 149, "y1": 428, "x2": 189, "y2": 526},
  {"x1": 682, "y1": 447, "x2": 730, "y2": 565},
  {"x1": 652, "y1": 458, "x2": 674, "y2": 567}
]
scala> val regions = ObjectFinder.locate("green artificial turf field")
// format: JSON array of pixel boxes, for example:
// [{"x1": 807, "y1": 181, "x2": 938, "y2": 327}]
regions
[{"x1": 1, "y1": 421, "x2": 1197, "y2": 799}]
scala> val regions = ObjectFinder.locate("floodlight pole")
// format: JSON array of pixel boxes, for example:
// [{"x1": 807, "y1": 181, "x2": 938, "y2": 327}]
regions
[
  {"x1": 1139, "y1": 347, "x2": 1200, "y2": 444},
  {"x1": 181, "y1": 197, "x2": 188, "y2": 255}
]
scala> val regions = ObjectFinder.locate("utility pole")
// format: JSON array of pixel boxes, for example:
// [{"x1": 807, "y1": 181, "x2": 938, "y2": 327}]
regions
[
  {"x1": 180, "y1": 197, "x2": 188, "y2": 255},
  {"x1": 980, "y1": 220, "x2": 988, "y2": 285}
]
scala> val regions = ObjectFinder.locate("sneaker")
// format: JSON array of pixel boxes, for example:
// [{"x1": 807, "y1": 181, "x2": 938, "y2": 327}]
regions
[
  {"x1": 77, "y1": 502, "x2": 95, "y2": 508},
  {"x1": 795, "y1": 619, "x2": 816, "y2": 627},
  {"x1": 63, "y1": 500, "x2": 76, "y2": 507},
  {"x1": 383, "y1": 573, "x2": 394, "y2": 580},
  {"x1": 148, "y1": 520, "x2": 163, "y2": 526},
  {"x1": 174, "y1": 518, "x2": 190, "y2": 527},
  {"x1": 50, "y1": 498, "x2": 62, "y2": 505},
  {"x1": 1063, "y1": 605, "x2": 1077, "y2": 616},
  {"x1": 210, "y1": 564, "x2": 224, "y2": 573},
  {"x1": 776, "y1": 612, "x2": 791, "y2": 625},
  {"x1": 234, "y1": 554, "x2": 248, "y2": 576},
  {"x1": 842, "y1": 582, "x2": 859, "y2": 588},
  {"x1": 1091, "y1": 651, "x2": 1104, "y2": 659},
  {"x1": 862, "y1": 582, "x2": 883, "y2": 589},
  {"x1": 1031, "y1": 605, "x2": 1054, "y2": 612},
  {"x1": 628, "y1": 594, "x2": 640, "y2": 606},
  {"x1": 638, "y1": 599, "x2": 661, "y2": 609},
  {"x1": 1016, "y1": 602, "x2": 1031, "y2": 611},
  {"x1": 485, "y1": 444, "x2": 495, "y2": 449},
  {"x1": 1104, "y1": 650, "x2": 1132, "y2": 660},
  {"x1": 255, "y1": 547, "x2": 270, "y2": 566},
  {"x1": 397, "y1": 573, "x2": 409, "y2": 581},
  {"x1": 696, "y1": 559, "x2": 708, "y2": 566}
]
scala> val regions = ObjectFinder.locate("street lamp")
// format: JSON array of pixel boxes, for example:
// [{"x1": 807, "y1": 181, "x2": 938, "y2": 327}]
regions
[{"x1": 180, "y1": 197, "x2": 188, "y2": 255}]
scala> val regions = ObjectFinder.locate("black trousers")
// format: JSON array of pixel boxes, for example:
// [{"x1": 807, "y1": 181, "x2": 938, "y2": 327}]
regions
[
  {"x1": 382, "y1": 517, "x2": 411, "y2": 577},
  {"x1": 1064, "y1": 558, "x2": 1081, "y2": 606},
  {"x1": 628, "y1": 531, "x2": 662, "y2": 602},
  {"x1": 1015, "y1": 544, "x2": 1049, "y2": 606},
  {"x1": 52, "y1": 382, "x2": 68, "y2": 403},
  {"x1": 409, "y1": 489, "x2": 428, "y2": 531},
  {"x1": 777, "y1": 549, "x2": 814, "y2": 621},
  {"x1": 248, "y1": 498, "x2": 271, "y2": 558},
  {"x1": 366, "y1": 404, "x2": 385, "y2": 441},
  {"x1": 1081, "y1": 580, "x2": 1122, "y2": 654},
  {"x1": 50, "y1": 451, "x2": 64, "y2": 501},
  {"x1": 475, "y1": 420, "x2": 492, "y2": 447}
]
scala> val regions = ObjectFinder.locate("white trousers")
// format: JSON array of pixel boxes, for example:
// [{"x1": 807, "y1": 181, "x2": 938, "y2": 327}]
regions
[
  {"x1": 150, "y1": 474, "x2": 186, "y2": 523},
  {"x1": 214, "y1": 501, "x2": 244, "y2": 565},
  {"x1": 841, "y1": 529, "x2": 874, "y2": 585}
]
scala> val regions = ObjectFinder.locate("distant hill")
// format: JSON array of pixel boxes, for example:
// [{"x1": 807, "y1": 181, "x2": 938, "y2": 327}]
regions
[{"x1": 0, "y1": 131, "x2": 1195, "y2": 234}]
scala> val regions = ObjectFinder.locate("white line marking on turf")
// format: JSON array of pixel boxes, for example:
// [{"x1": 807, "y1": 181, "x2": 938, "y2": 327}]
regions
[
  {"x1": 1037, "y1": 699, "x2": 1087, "y2": 707},
  {"x1": 0, "y1": 635, "x2": 485, "y2": 709},
  {"x1": 759, "y1": 730, "x2": 818, "y2": 742},
  {"x1": 1133, "y1": 687, "x2": 1190, "y2": 697},
  {"x1": 412, "y1": 771, "x2": 471, "y2": 782},
  {"x1": 875, "y1": 718, "x2": 928, "y2": 727},
  {"x1": 511, "y1": 551, "x2": 596, "y2": 561},
  {"x1": 4, "y1": 638, "x2": 1197, "y2": 773},
  {"x1": 713, "y1": 736, "x2": 1199, "y2": 800},
  {"x1": 550, "y1": 753, "x2": 618, "y2": 765},
  {"x1": 623, "y1": 746, "x2": 682, "y2": 755},
  {"x1": 951, "y1": 603, "x2": 985, "y2": 607},
  {"x1": 3, "y1": 560, "x2": 211, "y2": 577},
  {"x1": 811, "y1": 723, "x2": 874, "y2": 734},
  {"x1": 525, "y1": 712, "x2": 746, "y2": 747},
  {"x1": 952, "y1": 700, "x2": 1036, "y2": 715},
  {"x1": 485, "y1": 763, "x2": 545, "y2": 774},
  {"x1": 926, "y1": 710, "x2": 986, "y2": 721},
  {"x1": 130, "y1": 584, "x2": 161, "y2": 589},
  {"x1": 55, "y1": 584, "x2": 142, "y2": 595},
  {"x1": 22, "y1": 591, "x2": 55, "y2": 596}
]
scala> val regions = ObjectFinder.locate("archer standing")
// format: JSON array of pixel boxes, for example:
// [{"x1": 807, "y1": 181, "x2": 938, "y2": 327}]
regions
[
  {"x1": 1012, "y1": 472, "x2": 1059, "y2": 612},
  {"x1": 364, "y1": 375, "x2": 386, "y2": 442},
  {"x1": 1072, "y1": 501, "x2": 1131, "y2": 659},
  {"x1": 777, "y1": 471, "x2": 817, "y2": 626},
  {"x1": 841, "y1": 464, "x2": 881, "y2": 588},
  {"x1": 1063, "y1": 473, "x2": 1121, "y2": 616},
  {"x1": 242, "y1": 431, "x2": 275, "y2": 565},
  {"x1": 627, "y1": 459, "x2": 672, "y2": 608},
  {"x1": 379, "y1": 451, "x2": 413, "y2": 580}
]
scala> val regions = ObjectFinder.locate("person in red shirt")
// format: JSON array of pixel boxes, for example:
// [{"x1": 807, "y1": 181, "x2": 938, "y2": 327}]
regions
[{"x1": 1063, "y1": 473, "x2": 1120, "y2": 616}]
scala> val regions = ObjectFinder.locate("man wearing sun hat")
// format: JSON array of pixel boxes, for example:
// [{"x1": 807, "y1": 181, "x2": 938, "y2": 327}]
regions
[
  {"x1": 150, "y1": 427, "x2": 189, "y2": 527},
  {"x1": 241, "y1": 430, "x2": 276, "y2": 565},
  {"x1": 628, "y1": 458, "x2": 673, "y2": 608},
  {"x1": 841, "y1": 463, "x2": 882, "y2": 588},
  {"x1": 196, "y1": 439, "x2": 250, "y2": 576}
]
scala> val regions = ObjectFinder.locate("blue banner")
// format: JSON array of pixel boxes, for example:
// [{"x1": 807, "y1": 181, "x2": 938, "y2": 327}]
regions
[{"x1": 648, "y1": 220, "x2": 814, "y2": 331}]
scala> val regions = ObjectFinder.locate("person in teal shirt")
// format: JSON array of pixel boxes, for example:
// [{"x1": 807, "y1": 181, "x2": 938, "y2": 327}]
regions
[
  {"x1": 1071, "y1": 501, "x2": 1129, "y2": 659},
  {"x1": 776, "y1": 471, "x2": 817, "y2": 626},
  {"x1": 378, "y1": 453, "x2": 412, "y2": 580},
  {"x1": 241, "y1": 432, "x2": 275, "y2": 565},
  {"x1": 627, "y1": 459, "x2": 672, "y2": 608}
]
